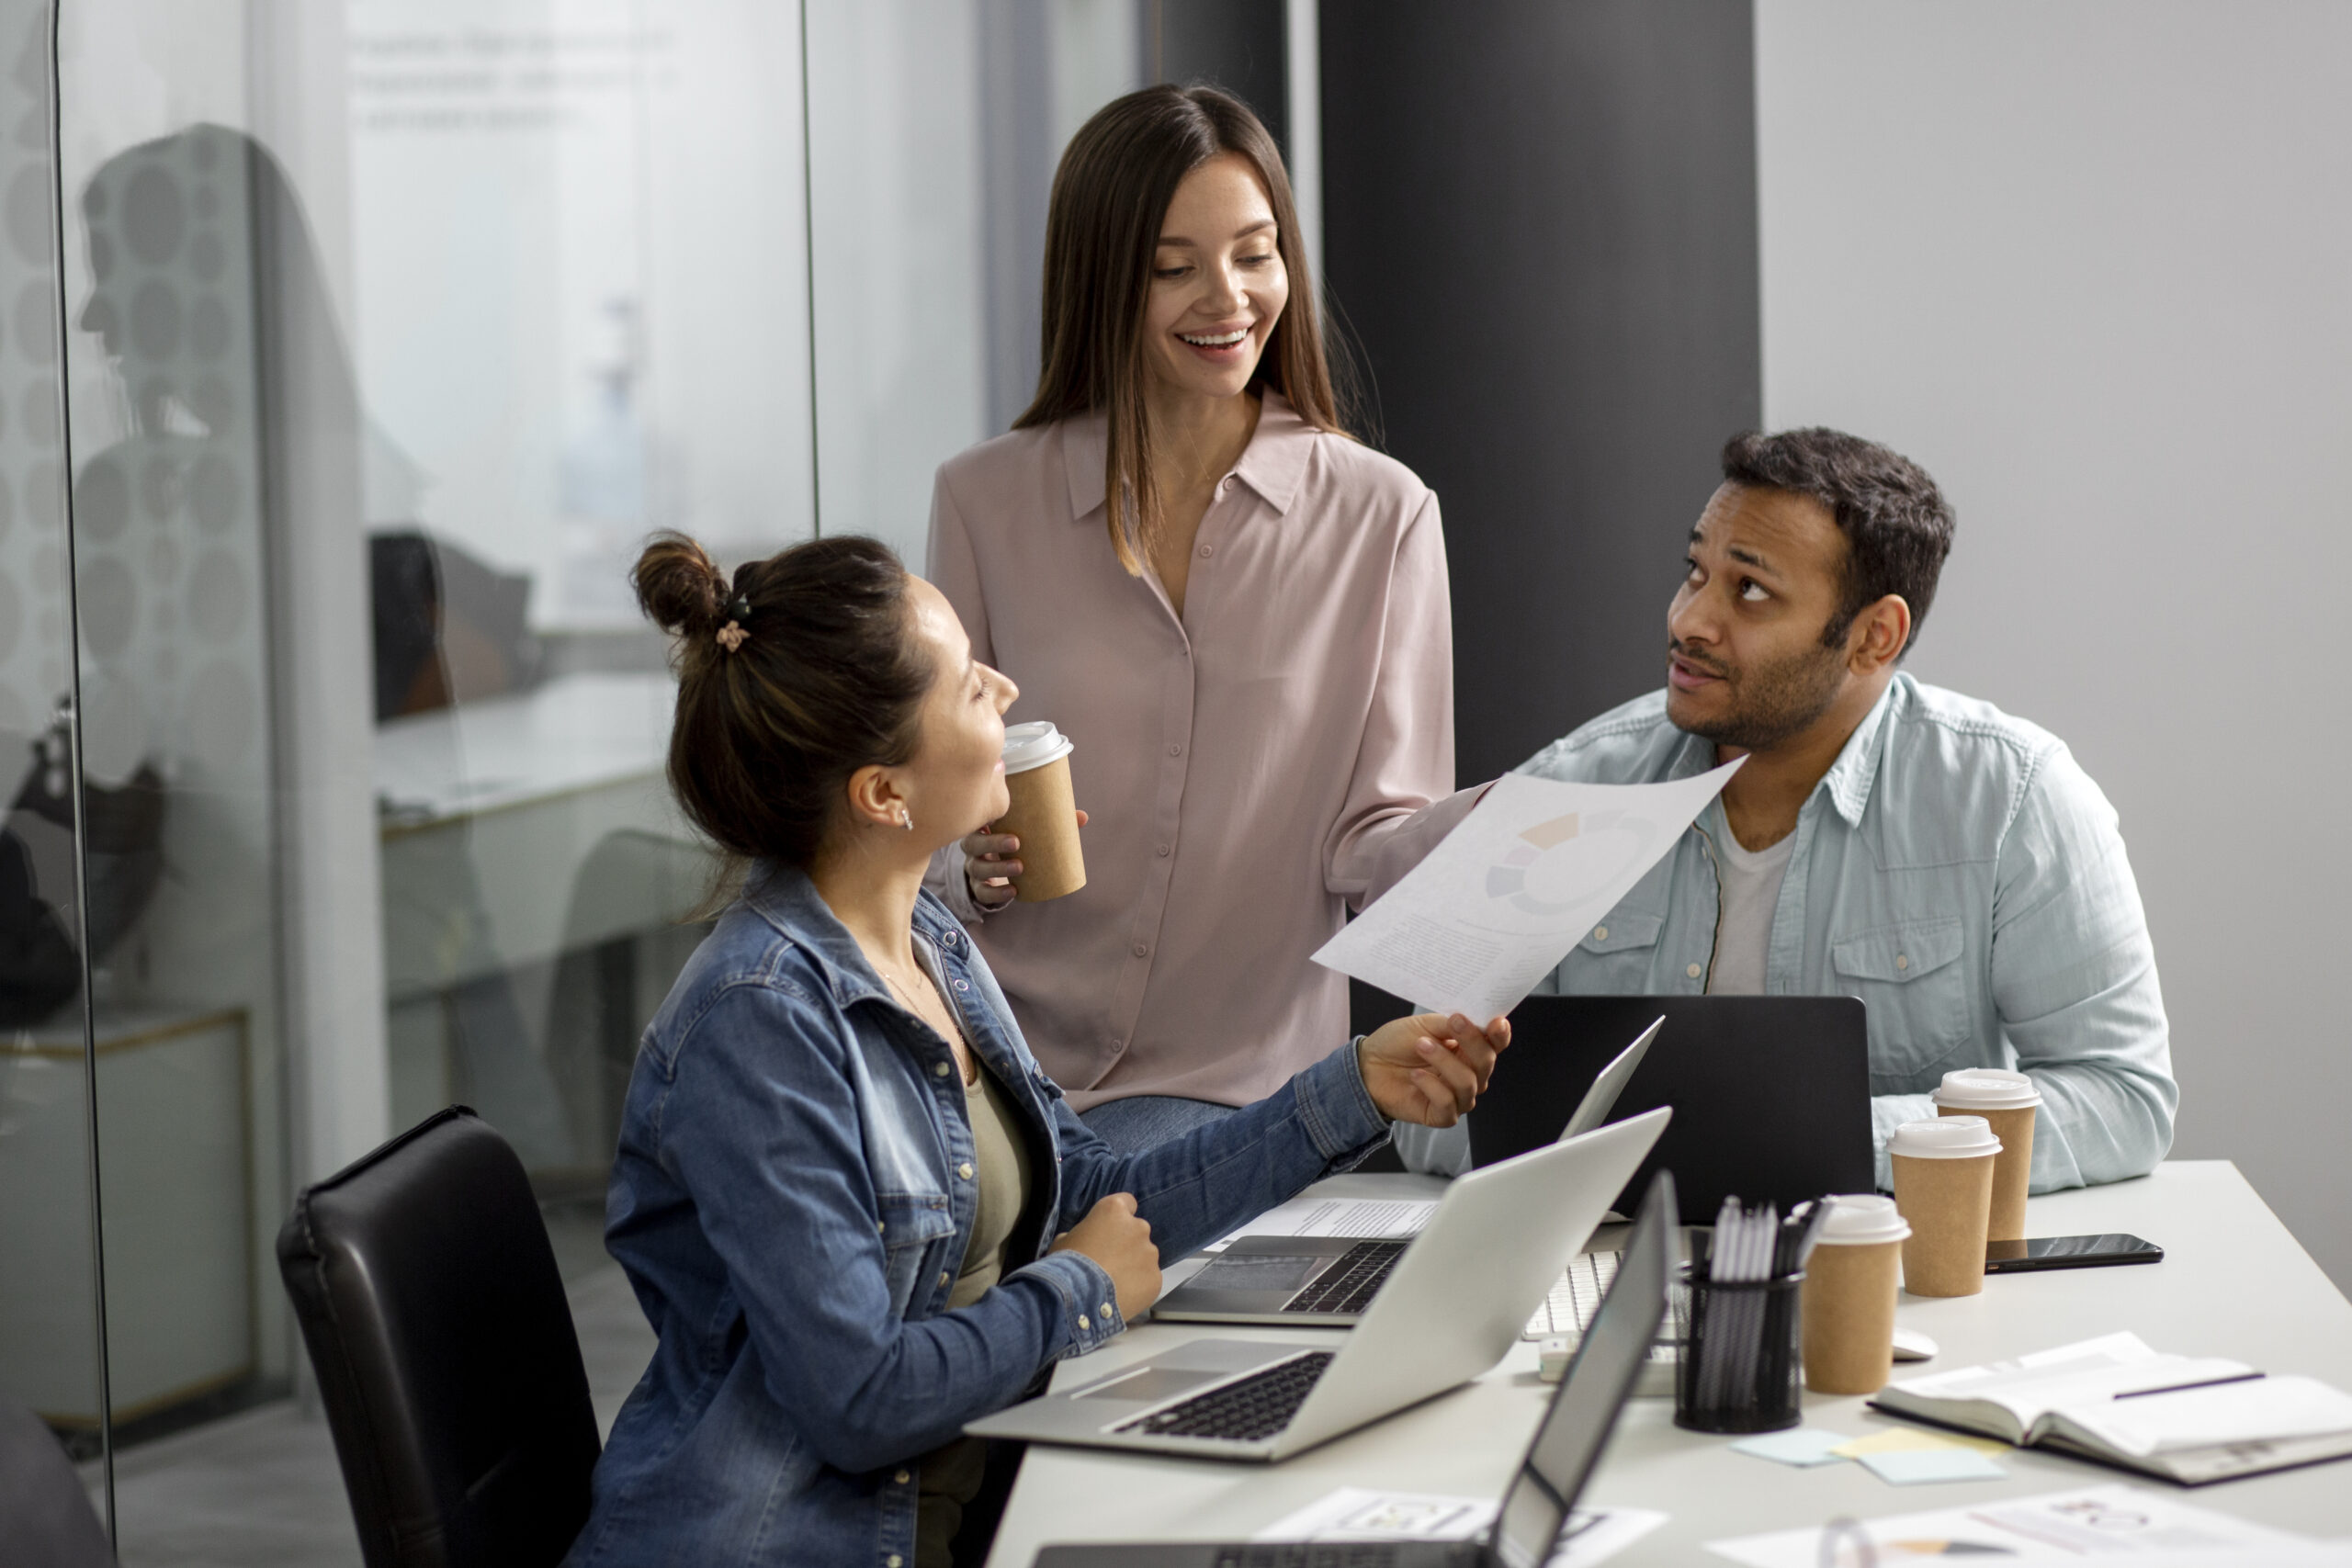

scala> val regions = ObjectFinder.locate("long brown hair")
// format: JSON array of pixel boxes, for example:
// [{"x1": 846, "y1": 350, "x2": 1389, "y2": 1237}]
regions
[
  {"x1": 1015, "y1": 85, "x2": 1351, "y2": 574},
  {"x1": 634, "y1": 532, "x2": 931, "y2": 874}
]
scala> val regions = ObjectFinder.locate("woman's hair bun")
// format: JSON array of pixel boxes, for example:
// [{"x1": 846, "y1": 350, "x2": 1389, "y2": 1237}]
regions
[{"x1": 633, "y1": 531, "x2": 729, "y2": 637}]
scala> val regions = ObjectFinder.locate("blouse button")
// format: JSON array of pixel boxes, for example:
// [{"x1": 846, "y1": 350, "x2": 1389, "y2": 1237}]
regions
[
  {"x1": 958, "y1": 1162, "x2": 975, "y2": 1180},
  {"x1": 1101, "y1": 1302, "x2": 1114, "y2": 1318},
  {"x1": 1157, "y1": 843, "x2": 1170, "y2": 857},
  {"x1": 1199, "y1": 543, "x2": 1214, "y2": 558},
  {"x1": 954, "y1": 978, "x2": 969, "y2": 991},
  {"x1": 889, "y1": 1556, "x2": 905, "y2": 1568},
  {"x1": 895, "y1": 1470, "x2": 911, "y2": 1485},
  {"x1": 936, "y1": 1271, "x2": 950, "y2": 1290},
  {"x1": 1686, "y1": 963, "x2": 1702, "y2": 979},
  {"x1": 1593, "y1": 925, "x2": 1609, "y2": 942},
  {"x1": 1132, "y1": 943, "x2": 1148, "y2": 958},
  {"x1": 1078, "y1": 1314, "x2": 1091, "y2": 1330},
  {"x1": 1896, "y1": 953, "x2": 1910, "y2": 971},
  {"x1": 933, "y1": 1061, "x2": 951, "y2": 1077},
  {"x1": 1167, "y1": 743, "x2": 1182, "y2": 756}
]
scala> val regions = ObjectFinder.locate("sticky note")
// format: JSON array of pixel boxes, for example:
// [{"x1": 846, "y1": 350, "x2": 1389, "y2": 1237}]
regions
[
  {"x1": 1728, "y1": 1428, "x2": 1853, "y2": 1467},
  {"x1": 1831, "y1": 1427, "x2": 2010, "y2": 1460},
  {"x1": 1860, "y1": 1448, "x2": 2010, "y2": 1485}
]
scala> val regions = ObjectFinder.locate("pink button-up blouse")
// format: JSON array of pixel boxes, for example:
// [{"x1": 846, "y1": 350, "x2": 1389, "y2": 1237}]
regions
[{"x1": 925, "y1": 391, "x2": 1454, "y2": 1111}]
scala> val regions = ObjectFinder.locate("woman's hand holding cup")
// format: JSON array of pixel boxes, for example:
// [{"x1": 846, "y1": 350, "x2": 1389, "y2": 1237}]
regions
[
  {"x1": 960, "y1": 810, "x2": 1088, "y2": 910},
  {"x1": 1358, "y1": 1011, "x2": 1511, "y2": 1127}
]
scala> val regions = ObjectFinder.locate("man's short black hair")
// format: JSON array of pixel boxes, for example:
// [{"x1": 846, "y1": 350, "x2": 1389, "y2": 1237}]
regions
[{"x1": 1720, "y1": 427, "x2": 1956, "y2": 658}]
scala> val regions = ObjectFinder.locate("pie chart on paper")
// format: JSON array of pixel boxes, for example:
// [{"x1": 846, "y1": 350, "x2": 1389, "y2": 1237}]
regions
[{"x1": 1483, "y1": 808, "x2": 1658, "y2": 919}]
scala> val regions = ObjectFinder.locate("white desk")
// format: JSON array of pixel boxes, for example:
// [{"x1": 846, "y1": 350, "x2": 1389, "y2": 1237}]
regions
[{"x1": 988, "y1": 1162, "x2": 2352, "y2": 1563}]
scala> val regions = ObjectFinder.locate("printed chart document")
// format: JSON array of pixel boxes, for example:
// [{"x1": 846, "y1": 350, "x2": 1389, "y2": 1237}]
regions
[
  {"x1": 1707, "y1": 1483, "x2": 2322, "y2": 1568},
  {"x1": 1315, "y1": 763, "x2": 1740, "y2": 1020},
  {"x1": 1257, "y1": 1486, "x2": 1666, "y2": 1567}
]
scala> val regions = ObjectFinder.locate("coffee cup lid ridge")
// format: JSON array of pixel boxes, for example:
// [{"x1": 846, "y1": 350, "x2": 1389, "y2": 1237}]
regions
[
  {"x1": 1001, "y1": 720, "x2": 1075, "y2": 774},
  {"x1": 1814, "y1": 1193, "x2": 1911, "y2": 1246},
  {"x1": 1932, "y1": 1067, "x2": 2042, "y2": 1111},
  {"x1": 1888, "y1": 1115, "x2": 2003, "y2": 1160}
]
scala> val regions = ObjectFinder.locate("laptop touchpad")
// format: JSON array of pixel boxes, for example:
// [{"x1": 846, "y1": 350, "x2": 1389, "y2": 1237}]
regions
[
  {"x1": 1184, "y1": 1254, "x2": 1322, "y2": 1293},
  {"x1": 1077, "y1": 1365, "x2": 1225, "y2": 1403}
]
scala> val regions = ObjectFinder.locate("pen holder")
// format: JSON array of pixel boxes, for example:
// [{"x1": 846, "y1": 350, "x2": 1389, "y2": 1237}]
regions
[{"x1": 1673, "y1": 1264, "x2": 1804, "y2": 1434}]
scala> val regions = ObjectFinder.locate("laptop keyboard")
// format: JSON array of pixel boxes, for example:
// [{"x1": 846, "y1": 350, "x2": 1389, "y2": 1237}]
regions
[
  {"x1": 1281, "y1": 1240, "x2": 1408, "y2": 1315},
  {"x1": 1204, "y1": 1546, "x2": 1485, "y2": 1567},
  {"x1": 1118, "y1": 1351, "x2": 1334, "y2": 1441},
  {"x1": 1523, "y1": 1248, "x2": 1620, "y2": 1338}
]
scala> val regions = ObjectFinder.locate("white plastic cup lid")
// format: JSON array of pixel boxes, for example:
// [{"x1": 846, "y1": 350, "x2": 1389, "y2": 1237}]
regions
[
  {"x1": 1888, "y1": 1115, "x2": 2002, "y2": 1160},
  {"x1": 1813, "y1": 1193, "x2": 1911, "y2": 1246},
  {"x1": 1932, "y1": 1067, "x2": 2042, "y2": 1111},
  {"x1": 1001, "y1": 720, "x2": 1074, "y2": 774}
]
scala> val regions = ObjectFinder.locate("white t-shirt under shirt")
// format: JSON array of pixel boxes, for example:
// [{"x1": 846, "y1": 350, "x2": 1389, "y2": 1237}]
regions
[{"x1": 1704, "y1": 800, "x2": 1797, "y2": 995}]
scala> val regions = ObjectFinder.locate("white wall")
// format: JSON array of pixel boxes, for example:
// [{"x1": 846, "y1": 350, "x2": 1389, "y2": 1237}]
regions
[{"x1": 1758, "y1": 2, "x2": 2352, "y2": 1286}]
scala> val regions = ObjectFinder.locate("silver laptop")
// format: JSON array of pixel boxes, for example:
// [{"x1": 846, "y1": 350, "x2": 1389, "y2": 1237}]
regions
[
  {"x1": 963, "y1": 1106, "x2": 1669, "y2": 1462},
  {"x1": 1030, "y1": 1169, "x2": 1681, "y2": 1568},
  {"x1": 1155, "y1": 1018, "x2": 1664, "y2": 1326}
]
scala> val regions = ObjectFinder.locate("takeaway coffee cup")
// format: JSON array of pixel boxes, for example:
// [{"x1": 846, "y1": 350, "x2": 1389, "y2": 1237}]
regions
[
  {"x1": 1933, "y1": 1068, "x2": 2042, "y2": 1243},
  {"x1": 995, "y1": 721, "x2": 1085, "y2": 902},
  {"x1": 1888, "y1": 1116, "x2": 2002, "y2": 1298},
  {"x1": 1801, "y1": 1195, "x2": 1910, "y2": 1394}
]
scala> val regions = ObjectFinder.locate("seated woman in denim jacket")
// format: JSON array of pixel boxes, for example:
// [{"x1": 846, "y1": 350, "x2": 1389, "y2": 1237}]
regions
[{"x1": 564, "y1": 533, "x2": 1509, "y2": 1568}]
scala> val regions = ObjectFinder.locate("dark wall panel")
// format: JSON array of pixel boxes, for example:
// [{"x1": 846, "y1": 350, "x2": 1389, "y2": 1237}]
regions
[
  {"x1": 1150, "y1": 0, "x2": 1288, "y2": 152},
  {"x1": 1320, "y1": 1, "x2": 1761, "y2": 784}
]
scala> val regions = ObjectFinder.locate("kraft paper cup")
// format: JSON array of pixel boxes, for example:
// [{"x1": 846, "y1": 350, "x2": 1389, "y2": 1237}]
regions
[
  {"x1": 1889, "y1": 1116, "x2": 2001, "y2": 1298},
  {"x1": 996, "y1": 721, "x2": 1085, "y2": 902},
  {"x1": 1933, "y1": 1069, "x2": 2042, "y2": 1243},
  {"x1": 1801, "y1": 1195, "x2": 1910, "y2": 1395}
]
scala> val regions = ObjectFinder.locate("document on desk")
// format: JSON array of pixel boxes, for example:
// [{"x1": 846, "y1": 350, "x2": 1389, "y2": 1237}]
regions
[
  {"x1": 1196, "y1": 1194, "x2": 1441, "y2": 1255},
  {"x1": 1255, "y1": 1487, "x2": 1666, "y2": 1566},
  {"x1": 1314, "y1": 763, "x2": 1741, "y2": 1019},
  {"x1": 1706, "y1": 1483, "x2": 2320, "y2": 1568}
]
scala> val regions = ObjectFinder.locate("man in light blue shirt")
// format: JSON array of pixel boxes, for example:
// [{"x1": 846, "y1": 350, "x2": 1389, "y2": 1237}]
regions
[{"x1": 1395, "y1": 427, "x2": 2174, "y2": 1190}]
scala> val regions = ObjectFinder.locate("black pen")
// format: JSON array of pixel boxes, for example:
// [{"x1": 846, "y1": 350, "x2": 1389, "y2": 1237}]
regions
[{"x1": 2112, "y1": 1371, "x2": 2267, "y2": 1400}]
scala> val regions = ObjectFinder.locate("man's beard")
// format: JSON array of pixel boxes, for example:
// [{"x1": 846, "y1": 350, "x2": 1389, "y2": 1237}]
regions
[{"x1": 1668, "y1": 637, "x2": 1848, "y2": 751}]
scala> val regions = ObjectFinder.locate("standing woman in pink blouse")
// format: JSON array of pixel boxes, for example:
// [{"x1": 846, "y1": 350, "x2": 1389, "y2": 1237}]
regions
[{"x1": 926, "y1": 85, "x2": 1453, "y2": 1151}]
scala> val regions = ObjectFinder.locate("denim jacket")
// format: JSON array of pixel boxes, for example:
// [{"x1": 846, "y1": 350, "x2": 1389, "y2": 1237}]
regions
[{"x1": 565, "y1": 865, "x2": 1389, "y2": 1568}]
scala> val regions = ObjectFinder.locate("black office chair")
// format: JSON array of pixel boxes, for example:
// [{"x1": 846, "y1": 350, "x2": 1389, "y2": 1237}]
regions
[
  {"x1": 277, "y1": 1106, "x2": 601, "y2": 1568},
  {"x1": 0, "y1": 1395, "x2": 113, "y2": 1567}
]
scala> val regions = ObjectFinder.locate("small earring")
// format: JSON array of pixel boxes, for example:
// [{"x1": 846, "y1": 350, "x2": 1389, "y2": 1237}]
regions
[{"x1": 899, "y1": 811, "x2": 914, "y2": 832}]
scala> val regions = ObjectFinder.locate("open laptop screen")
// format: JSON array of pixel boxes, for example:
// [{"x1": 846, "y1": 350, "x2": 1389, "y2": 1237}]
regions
[{"x1": 1487, "y1": 1171, "x2": 1676, "y2": 1568}]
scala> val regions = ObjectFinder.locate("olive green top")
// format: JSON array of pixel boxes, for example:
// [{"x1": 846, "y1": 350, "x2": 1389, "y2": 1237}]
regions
[{"x1": 917, "y1": 1055, "x2": 1036, "y2": 1567}]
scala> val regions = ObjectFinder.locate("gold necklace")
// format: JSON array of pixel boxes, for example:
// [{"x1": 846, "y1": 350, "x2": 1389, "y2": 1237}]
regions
[{"x1": 878, "y1": 962, "x2": 978, "y2": 1085}]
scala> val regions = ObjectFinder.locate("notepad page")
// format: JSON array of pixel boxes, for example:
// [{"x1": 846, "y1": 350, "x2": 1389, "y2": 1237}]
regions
[
  {"x1": 1884, "y1": 1333, "x2": 2255, "y2": 1433},
  {"x1": 2052, "y1": 1374, "x2": 2352, "y2": 1459}
]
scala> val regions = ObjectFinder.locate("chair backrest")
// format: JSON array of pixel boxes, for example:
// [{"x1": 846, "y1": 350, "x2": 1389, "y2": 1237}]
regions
[
  {"x1": 0, "y1": 1395, "x2": 113, "y2": 1568},
  {"x1": 277, "y1": 1107, "x2": 600, "y2": 1568}
]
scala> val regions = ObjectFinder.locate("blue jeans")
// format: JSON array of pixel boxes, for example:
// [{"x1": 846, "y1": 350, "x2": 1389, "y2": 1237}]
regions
[{"x1": 1080, "y1": 1094, "x2": 1238, "y2": 1154}]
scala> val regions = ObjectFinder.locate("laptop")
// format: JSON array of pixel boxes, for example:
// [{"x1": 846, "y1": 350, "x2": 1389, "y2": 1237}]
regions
[
  {"x1": 1469, "y1": 995, "x2": 1870, "y2": 1224},
  {"x1": 1154, "y1": 1019, "x2": 1662, "y2": 1326},
  {"x1": 1029, "y1": 1169, "x2": 1681, "y2": 1568},
  {"x1": 964, "y1": 1107, "x2": 1669, "y2": 1462}
]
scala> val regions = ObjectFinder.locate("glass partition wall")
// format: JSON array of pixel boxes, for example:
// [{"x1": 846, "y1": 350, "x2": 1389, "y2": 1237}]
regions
[{"x1": 5, "y1": 2, "x2": 1297, "y2": 1559}]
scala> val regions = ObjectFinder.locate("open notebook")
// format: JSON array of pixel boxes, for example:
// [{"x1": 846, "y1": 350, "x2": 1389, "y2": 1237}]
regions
[{"x1": 1870, "y1": 1332, "x2": 2352, "y2": 1484}]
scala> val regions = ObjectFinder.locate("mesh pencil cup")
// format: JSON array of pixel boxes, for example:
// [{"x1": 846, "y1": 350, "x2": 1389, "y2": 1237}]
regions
[{"x1": 1673, "y1": 1263, "x2": 1804, "y2": 1434}]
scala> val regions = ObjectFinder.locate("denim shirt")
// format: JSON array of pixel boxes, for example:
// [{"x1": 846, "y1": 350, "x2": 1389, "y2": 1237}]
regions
[
  {"x1": 564, "y1": 865, "x2": 1389, "y2": 1568},
  {"x1": 1521, "y1": 674, "x2": 2177, "y2": 1192}
]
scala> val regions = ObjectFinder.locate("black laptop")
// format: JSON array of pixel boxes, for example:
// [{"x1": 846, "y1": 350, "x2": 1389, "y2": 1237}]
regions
[
  {"x1": 1030, "y1": 1170, "x2": 1680, "y2": 1568},
  {"x1": 1469, "y1": 994, "x2": 1871, "y2": 1224}
]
